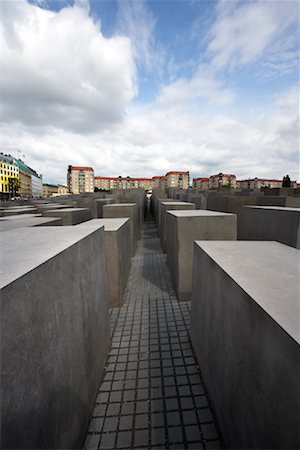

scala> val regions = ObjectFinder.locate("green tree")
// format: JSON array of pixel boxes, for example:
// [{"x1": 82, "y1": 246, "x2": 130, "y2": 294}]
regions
[
  {"x1": 282, "y1": 175, "x2": 291, "y2": 187},
  {"x1": 8, "y1": 177, "x2": 20, "y2": 198}
]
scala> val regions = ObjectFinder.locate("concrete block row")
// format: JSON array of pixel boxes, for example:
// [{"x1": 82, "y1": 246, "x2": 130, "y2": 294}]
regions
[
  {"x1": 78, "y1": 218, "x2": 131, "y2": 307},
  {"x1": 191, "y1": 240, "x2": 300, "y2": 449},
  {"x1": 0, "y1": 226, "x2": 111, "y2": 449}
]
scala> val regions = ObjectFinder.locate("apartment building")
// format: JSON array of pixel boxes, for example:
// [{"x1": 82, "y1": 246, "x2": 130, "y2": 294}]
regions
[
  {"x1": 94, "y1": 176, "x2": 118, "y2": 191},
  {"x1": 152, "y1": 176, "x2": 164, "y2": 189},
  {"x1": 209, "y1": 173, "x2": 237, "y2": 189},
  {"x1": 43, "y1": 184, "x2": 58, "y2": 197},
  {"x1": 67, "y1": 166, "x2": 94, "y2": 194},
  {"x1": 192, "y1": 177, "x2": 209, "y2": 190},
  {"x1": 165, "y1": 171, "x2": 190, "y2": 189},
  {"x1": 236, "y1": 178, "x2": 296, "y2": 190},
  {"x1": 0, "y1": 153, "x2": 19, "y2": 198},
  {"x1": 15, "y1": 159, "x2": 32, "y2": 198}
]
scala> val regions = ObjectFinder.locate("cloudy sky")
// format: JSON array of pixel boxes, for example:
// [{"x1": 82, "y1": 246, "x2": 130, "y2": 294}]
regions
[{"x1": 2, "y1": 0, "x2": 299, "y2": 185}]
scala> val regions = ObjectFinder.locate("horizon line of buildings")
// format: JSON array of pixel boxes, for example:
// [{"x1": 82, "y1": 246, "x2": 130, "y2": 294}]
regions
[
  {"x1": 0, "y1": 153, "x2": 44, "y2": 199},
  {"x1": 67, "y1": 165, "x2": 298, "y2": 195}
]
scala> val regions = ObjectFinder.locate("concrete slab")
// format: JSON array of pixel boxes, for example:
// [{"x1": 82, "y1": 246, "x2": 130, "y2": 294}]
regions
[
  {"x1": 42, "y1": 207, "x2": 92, "y2": 225},
  {"x1": 166, "y1": 210, "x2": 237, "y2": 301},
  {"x1": 0, "y1": 207, "x2": 38, "y2": 216},
  {"x1": 160, "y1": 202, "x2": 195, "y2": 252},
  {"x1": 258, "y1": 196, "x2": 300, "y2": 208},
  {"x1": 77, "y1": 218, "x2": 131, "y2": 307},
  {"x1": 157, "y1": 199, "x2": 178, "y2": 232},
  {"x1": 95, "y1": 198, "x2": 116, "y2": 218},
  {"x1": 191, "y1": 241, "x2": 300, "y2": 449},
  {"x1": 1, "y1": 226, "x2": 110, "y2": 449},
  {"x1": 238, "y1": 205, "x2": 300, "y2": 249},
  {"x1": 206, "y1": 195, "x2": 257, "y2": 214},
  {"x1": 103, "y1": 203, "x2": 138, "y2": 256},
  {"x1": 0, "y1": 216, "x2": 62, "y2": 231}
]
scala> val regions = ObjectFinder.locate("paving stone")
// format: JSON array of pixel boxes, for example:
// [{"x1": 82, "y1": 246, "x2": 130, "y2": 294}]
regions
[
  {"x1": 84, "y1": 433, "x2": 100, "y2": 449},
  {"x1": 83, "y1": 216, "x2": 222, "y2": 450},
  {"x1": 100, "y1": 432, "x2": 116, "y2": 449},
  {"x1": 151, "y1": 427, "x2": 165, "y2": 446},
  {"x1": 134, "y1": 429, "x2": 149, "y2": 447},
  {"x1": 116, "y1": 431, "x2": 132, "y2": 448},
  {"x1": 88, "y1": 418, "x2": 103, "y2": 432}
]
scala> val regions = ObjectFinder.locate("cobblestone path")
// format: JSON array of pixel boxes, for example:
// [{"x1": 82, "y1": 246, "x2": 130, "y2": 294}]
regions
[{"x1": 84, "y1": 216, "x2": 222, "y2": 450}]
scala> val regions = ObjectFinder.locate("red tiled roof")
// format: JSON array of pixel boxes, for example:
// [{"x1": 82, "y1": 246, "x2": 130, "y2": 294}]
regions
[
  {"x1": 210, "y1": 173, "x2": 236, "y2": 178},
  {"x1": 94, "y1": 176, "x2": 118, "y2": 180},
  {"x1": 165, "y1": 171, "x2": 189, "y2": 176},
  {"x1": 194, "y1": 177, "x2": 209, "y2": 181},
  {"x1": 70, "y1": 166, "x2": 93, "y2": 171}
]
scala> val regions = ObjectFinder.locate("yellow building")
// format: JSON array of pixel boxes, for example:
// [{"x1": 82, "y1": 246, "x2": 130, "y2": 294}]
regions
[{"x1": 0, "y1": 153, "x2": 19, "y2": 198}]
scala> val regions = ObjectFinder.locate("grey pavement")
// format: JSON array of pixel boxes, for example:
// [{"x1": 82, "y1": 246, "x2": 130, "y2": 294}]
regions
[{"x1": 84, "y1": 214, "x2": 222, "y2": 450}]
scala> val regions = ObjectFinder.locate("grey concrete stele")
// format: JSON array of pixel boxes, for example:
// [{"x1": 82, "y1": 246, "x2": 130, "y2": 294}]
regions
[
  {"x1": 166, "y1": 210, "x2": 237, "y2": 301},
  {"x1": 191, "y1": 240, "x2": 300, "y2": 449},
  {"x1": 78, "y1": 218, "x2": 131, "y2": 307},
  {"x1": 0, "y1": 216, "x2": 62, "y2": 231},
  {"x1": 0, "y1": 226, "x2": 110, "y2": 449},
  {"x1": 258, "y1": 195, "x2": 300, "y2": 208},
  {"x1": 43, "y1": 207, "x2": 92, "y2": 225},
  {"x1": 103, "y1": 203, "x2": 138, "y2": 256},
  {"x1": 160, "y1": 202, "x2": 195, "y2": 253},
  {"x1": 95, "y1": 198, "x2": 116, "y2": 218},
  {"x1": 238, "y1": 205, "x2": 300, "y2": 249}
]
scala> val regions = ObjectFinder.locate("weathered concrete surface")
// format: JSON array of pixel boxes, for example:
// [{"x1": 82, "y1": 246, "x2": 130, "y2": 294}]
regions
[
  {"x1": 95, "y1": 198, "x2": 116, "y2": 218},
  {"x1": 257, "y1": 196, "x2": 300, "y2": 208},
  {"x1": 191, "y1": 241, "x2": 300, "y2": 449},
  {"x1": 78, "y1": 218, "x2": 131, "y2": 307},
  {"x1": 160, "y1": 202, "x2": 195, "y2": 252},
  {"x1": 103, "y1": 203, "x2": 138, "y2": 256},
  {"x1": 43, "y1": 207, "x2": 92, "y2": 225},
  {"x1": 206, "y1": 195, "x2": 257, "y2": 214},
  {"x1": 116, "y1": 189, "x2": 146, "y2": 232},
  {"x1": 156, "y1": 198, "x2": 178, "y2": 233},
  {"x1": 35, "y1": 203, "x2": 75, "y2": 214},
  {"x1": 0, "y1": 216, "x2": 62, "y2": 231},
  {"x1": 0, "y1": 226, "x2": 110, "y2": 449},
  {"x1": 0, "y1": 206, "x2": 38, "y2": 216},
  {"x1": 166, "y1": 210, "x2": 237, "y2": 301},
  {"x1": 238, "y1": 205, "x2": 300, "y2": 249}
]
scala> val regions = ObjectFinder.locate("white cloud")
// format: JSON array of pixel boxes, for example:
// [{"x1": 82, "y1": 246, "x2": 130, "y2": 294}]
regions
[
  {"x1": 3, "y1": 85, "x2": 298, "y2": 184},
  {"x1": 1, "y1": 0, "x2": 137, "y2": 133},
  {"x1": 1, "y1": 0, "x2": 299, "y2": 185},
  {"x1": 207, "y1": 0, "x2": 299, "y2": 74},
  {"x1": 116, "y1": 0, "x2": 165, "y2": 75}
]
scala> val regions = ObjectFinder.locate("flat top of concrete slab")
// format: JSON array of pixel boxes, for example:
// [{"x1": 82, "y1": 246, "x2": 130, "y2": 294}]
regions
[
  {"x1": 195, "y1": 240, "x2": 300, "y2": 344},
  {"x1": 103, "y1": 203, "x2": 136, "y2": 207},
  {"x1": 0, "y1": 214, "x2": 41, "y2": 221},
  {"x1": 47, "y1": 208, "x2": 89, "y2": 212},
  {"x1": 244, "y1": 205, "x2": 300, "y2": 212},
  {"x1": 77, "y1": 218, "x2": 129, "y2": 231},
  {"x1": 161, "y1": 202, "x2": 195, "y2": 206},
  {"x1": 37, "y1": 204, "x2": 70, "y2": 208},
  {"x1": 0, "y1": 226, "x2": 103, "y2": 289},
  {"x1": 2, "y1": 207, "x2": 37, "y2": 212},
  {"x1": 0, "y1": 217, "x2": 60, "y2": 232},
  {"x1": 168, "y1": 210, "x2": 235, "y2": 217}
]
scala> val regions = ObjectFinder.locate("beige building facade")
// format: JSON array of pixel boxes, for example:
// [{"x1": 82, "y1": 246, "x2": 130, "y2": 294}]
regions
[
  {"x1": 164, "y1": 171, "x2": 189, "y2": 189},
  {"x1": 67, "y1": 166, "x2": 94, "y2": 194},
  {"x1": 192, "y1": 177, "x2": 209, "y2": 189},
  {"x1": 209, "y1": 173, "x2": 237, "y2": 189}
]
